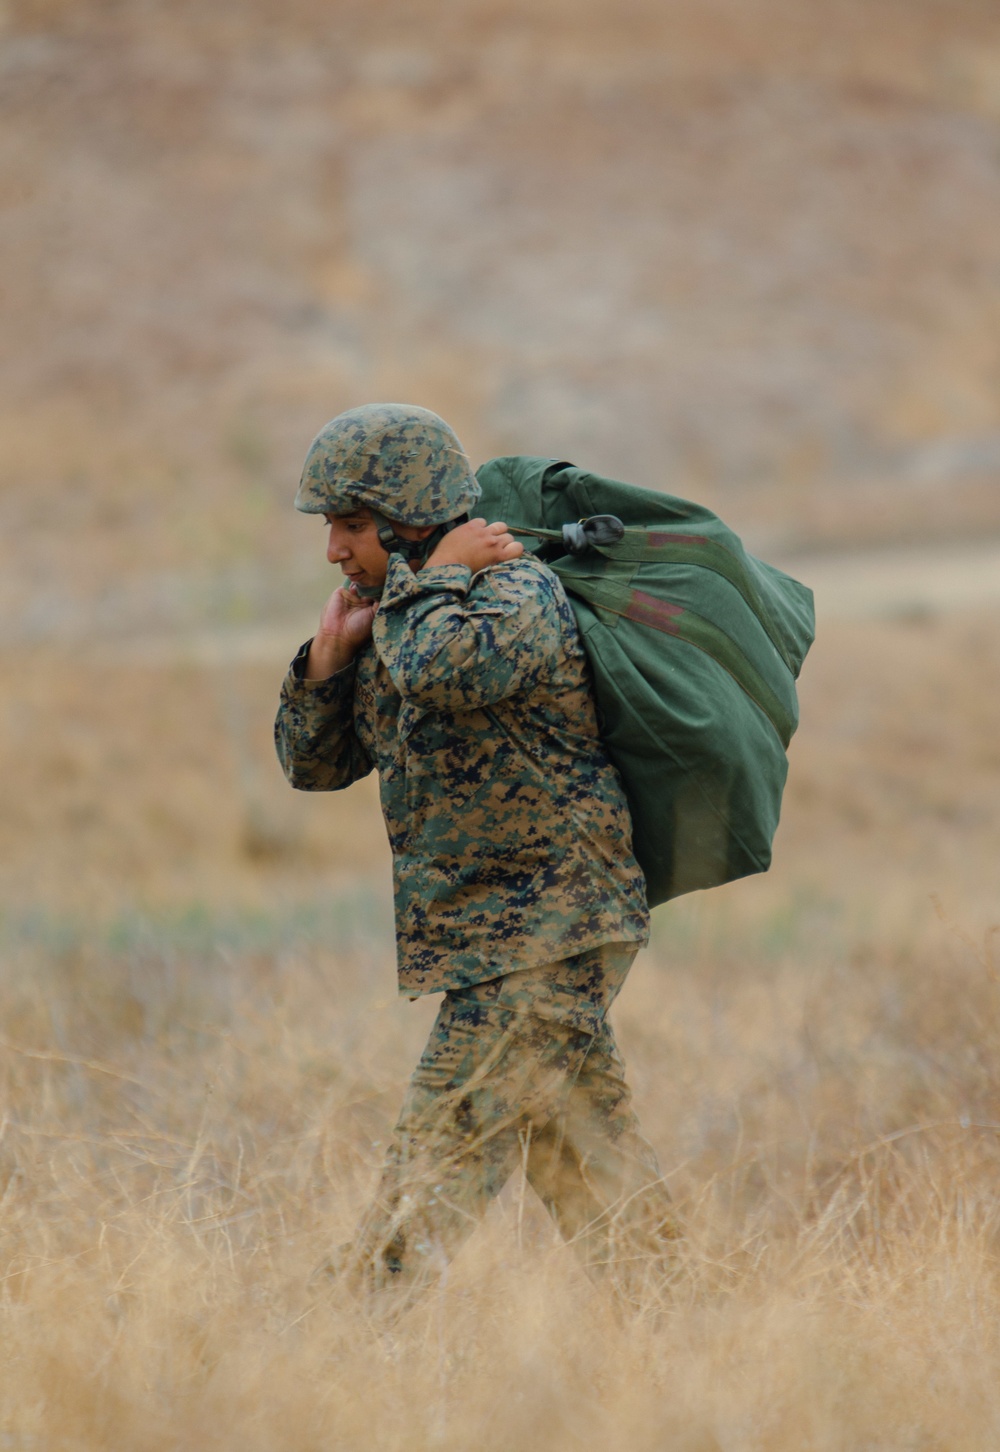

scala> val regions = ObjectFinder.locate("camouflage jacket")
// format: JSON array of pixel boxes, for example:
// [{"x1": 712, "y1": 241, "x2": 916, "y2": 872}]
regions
[{"x1": 275, "y1": 552, "x2": 649, "y2": 997}]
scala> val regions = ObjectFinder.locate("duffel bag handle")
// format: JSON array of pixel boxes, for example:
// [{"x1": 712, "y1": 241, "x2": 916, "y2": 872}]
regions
[{"x1": 510, "y1": 514, "x2": 626, "y2": 554}]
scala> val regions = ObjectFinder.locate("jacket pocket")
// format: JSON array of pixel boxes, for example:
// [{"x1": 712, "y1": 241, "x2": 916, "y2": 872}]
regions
[{"x1": 398, "y1": 699, "x2": 430, "y2": 743}]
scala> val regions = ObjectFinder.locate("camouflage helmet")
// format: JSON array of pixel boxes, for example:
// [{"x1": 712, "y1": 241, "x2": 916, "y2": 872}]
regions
[{"x1": 294, "y1": 403, "x2": 481, "y2": 525}]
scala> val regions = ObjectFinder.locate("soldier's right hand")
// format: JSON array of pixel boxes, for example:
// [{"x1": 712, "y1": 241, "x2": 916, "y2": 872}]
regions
[{"x1": 304, "y1": 584, "x2": 375, "y2": 679}]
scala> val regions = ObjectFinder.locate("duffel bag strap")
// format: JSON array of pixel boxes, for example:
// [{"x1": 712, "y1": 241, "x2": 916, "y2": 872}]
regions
[
  {"x1": 510, "y1": 519, "x2": 794, "y2": 676},
  {"x1": 509, "y1": 516, "x2": 625, "y2": 555},
  {"x1": 560, "y1": 571, "x2": 796, "y2": 749},
  {"x1": 597, "y1": 531, "x2": 794, "y2": 676}
]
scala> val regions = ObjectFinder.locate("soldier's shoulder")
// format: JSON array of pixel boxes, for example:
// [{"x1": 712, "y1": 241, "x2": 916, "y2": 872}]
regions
[
  {"x1": 473, "y1": 555, "x2": 580, "y2": 650},
  {"x1": 474, "y1": 552, "x2": 563, "y2": 602}
]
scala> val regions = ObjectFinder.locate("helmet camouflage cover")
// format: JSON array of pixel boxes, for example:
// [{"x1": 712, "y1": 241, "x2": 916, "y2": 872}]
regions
[{"x1": 295, "y1": 403, "x2": 482, "y2": 526}]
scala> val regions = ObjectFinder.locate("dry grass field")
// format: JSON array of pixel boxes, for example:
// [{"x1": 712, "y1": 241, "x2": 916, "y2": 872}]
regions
[
  {"x1": 1, "y1": 756, "x2": 999, "y2": 1449},
  {"x1": 0, "y1": 601, "x2": 997, "y2": 1449},
  {"x1": 2, "y1": 0, "x2": 1000, "y2": 1445}
]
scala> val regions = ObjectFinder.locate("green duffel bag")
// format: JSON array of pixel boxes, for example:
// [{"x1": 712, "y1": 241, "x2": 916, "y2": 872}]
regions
[{"x1": 476, "y1": 455, "x2": 815, "y2": 907}]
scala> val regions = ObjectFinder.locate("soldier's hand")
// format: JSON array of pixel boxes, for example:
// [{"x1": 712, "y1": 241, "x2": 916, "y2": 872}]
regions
[
  {"x1": 425, "y1": 518, "x2": 524, "y2": 573},
  {"x1": 304, "y1": 584, "x2": 375, "y2": 679}
]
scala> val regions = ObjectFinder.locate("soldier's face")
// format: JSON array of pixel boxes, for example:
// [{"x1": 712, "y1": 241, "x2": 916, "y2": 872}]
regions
[{"x1": 324, "y1": 507, "x2": 431, "y2": 589}]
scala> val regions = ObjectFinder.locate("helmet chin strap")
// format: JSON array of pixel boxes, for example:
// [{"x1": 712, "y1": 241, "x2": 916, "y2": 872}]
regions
[
  {"x1": 348, "y1": 511, "x2": 468, "y2": 601},
  {"x1": 371, "y1": 510, "x2": 468, "y2": 568},
  {"x1": 350, "y1": 580, "x2": 385, "y2": 601}
]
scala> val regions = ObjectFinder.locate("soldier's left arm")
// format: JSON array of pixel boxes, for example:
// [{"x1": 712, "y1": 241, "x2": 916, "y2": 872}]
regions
[{"x1": 372, "y1": 555, "x2": 570, "y2": 711}]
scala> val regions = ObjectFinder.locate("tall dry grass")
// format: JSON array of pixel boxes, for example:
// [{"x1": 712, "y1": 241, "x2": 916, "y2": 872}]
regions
[{"x1": 1, "y1": 896, "x2": 999, "y2": 1448}]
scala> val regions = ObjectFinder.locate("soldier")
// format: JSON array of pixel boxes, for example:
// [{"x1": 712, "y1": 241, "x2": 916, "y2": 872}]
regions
[{"x1": 275, "y1": 403, "x2": 679, "y2": 1310}]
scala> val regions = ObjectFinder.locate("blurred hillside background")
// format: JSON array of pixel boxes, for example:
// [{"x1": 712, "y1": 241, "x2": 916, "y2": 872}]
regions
[
  {"x1": 2, "y1": 3, "x2": 1000, "y2": 1444},
  {"x1": 2, "y1": 0, "x2": 999, "y2": 926}
]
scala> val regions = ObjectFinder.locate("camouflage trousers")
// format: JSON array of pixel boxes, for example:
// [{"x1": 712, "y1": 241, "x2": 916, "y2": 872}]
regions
[{"x1": 338, "y1": 942, "x2": 680, "y2": 1307}]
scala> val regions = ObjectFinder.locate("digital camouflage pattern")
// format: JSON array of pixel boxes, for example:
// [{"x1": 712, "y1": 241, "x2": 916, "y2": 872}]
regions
[
  {"x1": 275, "y1": 551, "x2": 649, "y2": 996},
  {"x1": 335, "y1": 942, "x2": 680, "y2": 1306},
  {"x1": 294, "y1": 403, "x2": 482, "y2": 524}
]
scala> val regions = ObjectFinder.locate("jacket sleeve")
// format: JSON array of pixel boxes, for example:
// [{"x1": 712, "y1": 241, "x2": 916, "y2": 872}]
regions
[
  {"x1": 274, "y1": 641, "x2": 373, "y2": 791},
  {"x1": 372, "y1": 555, "x2": 569, "y2": 711}
]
